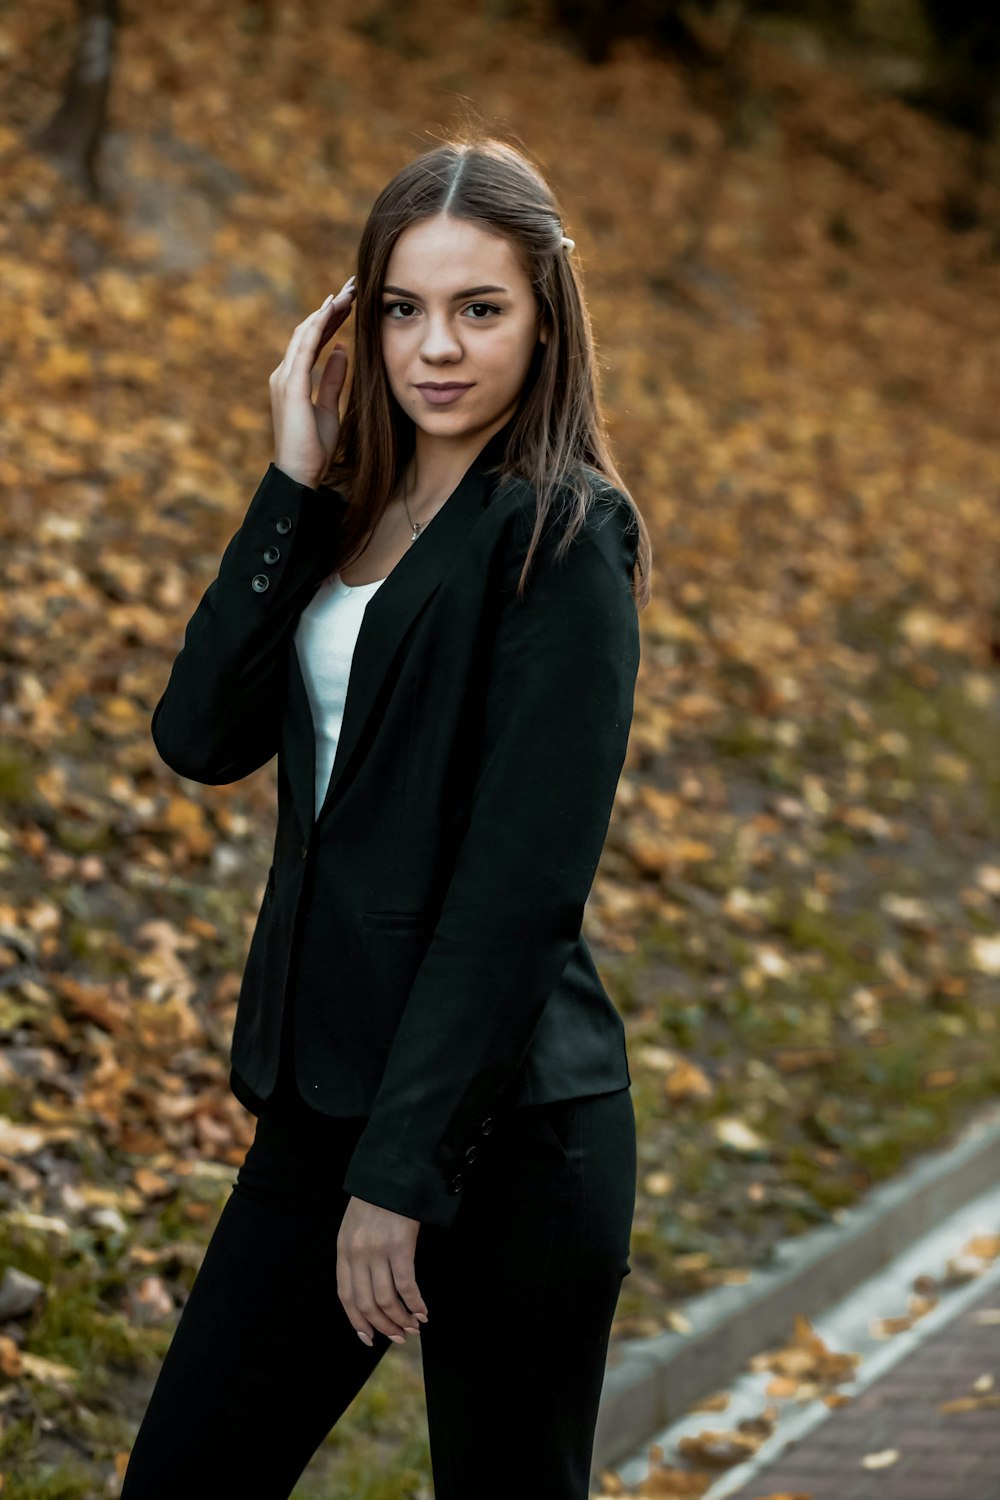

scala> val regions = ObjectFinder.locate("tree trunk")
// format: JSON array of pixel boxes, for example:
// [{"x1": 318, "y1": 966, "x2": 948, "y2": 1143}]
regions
[{"x1": 33, "y1": 0, "x2": 120, "y2": 202}]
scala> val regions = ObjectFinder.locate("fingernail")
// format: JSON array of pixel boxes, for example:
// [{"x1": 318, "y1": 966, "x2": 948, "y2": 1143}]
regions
[
  {"x1": 389, "y1": 1334, "x2": 406, "y2": 1344},
  {"x1": 322, "y1": 293, "x2": 335, "y2": 308},
  {"x1": 415, "y1": 1313, "x2": 428, "y2": 1323},
  {"x1": 357, "y1": 1330, "x2": 373, "y2": 1347}
]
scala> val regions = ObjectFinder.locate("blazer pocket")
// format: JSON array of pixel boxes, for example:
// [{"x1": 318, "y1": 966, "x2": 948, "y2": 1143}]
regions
[{"x1": 361, "y1": 910, "x2": 433, "y2": 932}]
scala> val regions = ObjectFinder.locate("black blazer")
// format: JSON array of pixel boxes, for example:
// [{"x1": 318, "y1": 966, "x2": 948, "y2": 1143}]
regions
[{"x1": 150, "y1": 416, "x2": 641, "y2": 1227}]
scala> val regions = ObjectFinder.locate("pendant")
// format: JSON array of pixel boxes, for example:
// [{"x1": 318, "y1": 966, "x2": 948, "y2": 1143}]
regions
[{"x1": 411, "y1": 521, "x2": 423, "y2": 540}]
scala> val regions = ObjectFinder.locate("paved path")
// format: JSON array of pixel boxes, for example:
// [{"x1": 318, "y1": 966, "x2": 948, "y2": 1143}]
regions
[{"x1": 719, "y1": 1273, "x2": 1000, "y2": 1500}]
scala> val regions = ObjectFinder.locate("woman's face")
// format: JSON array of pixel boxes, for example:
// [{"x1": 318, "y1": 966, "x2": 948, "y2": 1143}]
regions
[{"x1": 379, "y1": 213, "x2": 547, "y2": 440}]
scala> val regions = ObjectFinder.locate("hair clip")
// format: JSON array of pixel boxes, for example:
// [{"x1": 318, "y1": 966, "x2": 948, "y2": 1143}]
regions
[{"x1": 560, "y1": 234, "x2": 575, "y2": 252}]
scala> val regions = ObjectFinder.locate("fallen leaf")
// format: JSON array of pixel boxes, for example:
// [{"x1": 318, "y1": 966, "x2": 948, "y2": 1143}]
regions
[{"x1": 860, "y1": 1448, "x2": 899, "y2": 1470}]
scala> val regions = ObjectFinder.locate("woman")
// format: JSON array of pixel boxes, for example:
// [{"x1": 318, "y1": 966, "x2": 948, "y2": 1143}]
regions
[{"x1": 123, "y1": 134, "x2": 652, "y2": 1500}]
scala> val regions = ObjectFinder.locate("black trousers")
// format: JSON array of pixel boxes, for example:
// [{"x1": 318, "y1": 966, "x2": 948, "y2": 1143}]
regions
[{"x1": 120, "y1": 1056, "x2": 636, "y2": 1500}]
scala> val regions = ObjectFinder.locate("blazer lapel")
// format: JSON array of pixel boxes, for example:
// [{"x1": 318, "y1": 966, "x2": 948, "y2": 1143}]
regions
[
  {"x1": 277, "y1": 488, "x2": 347, "y2": 836},
  {"x1": 284, "y1": 643, "x2": 320, "y2": 836},
  {"x1": 284, "y1": 416, "x2": 517, "y2": 833}
]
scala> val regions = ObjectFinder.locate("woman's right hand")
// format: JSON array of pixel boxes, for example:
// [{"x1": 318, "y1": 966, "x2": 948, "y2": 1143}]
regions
[{"x1": 269, "y1": 276, "x2": 357, "y2": 489}]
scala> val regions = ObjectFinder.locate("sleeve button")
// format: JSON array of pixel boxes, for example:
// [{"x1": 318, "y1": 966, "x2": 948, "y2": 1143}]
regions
[
  {"x1": 263, "y1": 545, "x2": 281, "y2": 564},
  {"x1": 464, "y1": 1145, "x2": 478, "y2": 1163},
  {"x1": 447, "y1": 1173, "x2": 464, "y2": 1193},
  {"x1": 251, "y1": 574, "x2": 270, "y2": 592},
  {"x1": 275, "y1": 516, "x2": 293, "y2": 535},
  {"x1": 480, "y1": 1117, "x2": 493, "y2": 1135}
]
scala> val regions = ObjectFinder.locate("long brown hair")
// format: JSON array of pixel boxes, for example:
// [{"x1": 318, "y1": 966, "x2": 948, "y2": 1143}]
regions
[{"x1": 322, "y1": 131, "x2": 651, "y2": 610}]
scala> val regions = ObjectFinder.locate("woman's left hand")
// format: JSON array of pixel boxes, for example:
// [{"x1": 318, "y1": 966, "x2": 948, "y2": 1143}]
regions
[{"x1": 337, "y1": 1196, "x2": 429, "y2": 1346}]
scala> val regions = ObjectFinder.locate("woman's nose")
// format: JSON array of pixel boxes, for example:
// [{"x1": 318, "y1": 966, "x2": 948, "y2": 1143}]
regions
[{"x1": 419, "y1": 319, "x2": 463, "y2": 359}]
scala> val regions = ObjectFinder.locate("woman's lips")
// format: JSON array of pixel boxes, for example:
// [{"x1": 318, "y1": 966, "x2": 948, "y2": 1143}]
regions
[{"x1": 416, "y1": 384, "x2": 473, "y2": 406}]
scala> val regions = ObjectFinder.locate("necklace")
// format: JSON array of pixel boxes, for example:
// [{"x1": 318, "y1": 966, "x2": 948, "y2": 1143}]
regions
[
  {"x1": 400, "y1": 490, "x2": 427, "y2": 543},
  {"x1": 398, "y1": 483, "x2": 434, "y2": 543}
]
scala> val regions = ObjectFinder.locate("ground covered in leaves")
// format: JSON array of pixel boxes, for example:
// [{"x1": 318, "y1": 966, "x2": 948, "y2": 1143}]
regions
[{"x1": 1, "y1": 0, "x2": 998, "y2": 1494}]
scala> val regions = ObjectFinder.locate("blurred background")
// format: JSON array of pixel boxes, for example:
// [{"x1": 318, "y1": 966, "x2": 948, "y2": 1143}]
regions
[{"x1": 1, "y1": 1, "x2": 999, "y2": 1495}]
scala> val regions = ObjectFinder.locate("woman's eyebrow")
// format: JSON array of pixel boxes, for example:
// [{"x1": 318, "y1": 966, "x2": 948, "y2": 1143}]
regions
[{"x1": 381, "y1": 284, "x2": 509, "y2": 299}]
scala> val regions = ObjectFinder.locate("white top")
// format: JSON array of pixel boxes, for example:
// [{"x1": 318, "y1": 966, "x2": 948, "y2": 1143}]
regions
[{"x1": 293, "y1": 570, "x2": 387, "y2": 819}]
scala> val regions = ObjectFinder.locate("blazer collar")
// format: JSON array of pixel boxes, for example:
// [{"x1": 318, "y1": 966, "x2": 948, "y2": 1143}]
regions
[{"x1": 285, "y1": 415, "x2": 519, "y2": 832}]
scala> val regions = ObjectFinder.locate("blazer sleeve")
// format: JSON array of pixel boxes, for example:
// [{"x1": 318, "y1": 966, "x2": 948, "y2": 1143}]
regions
[
  {"x1": 341, "y1": 496, "x2": 641, "y2": 1228},
  {"x1": 151, "y1": 464, "x2": 344, "y2": 786}
]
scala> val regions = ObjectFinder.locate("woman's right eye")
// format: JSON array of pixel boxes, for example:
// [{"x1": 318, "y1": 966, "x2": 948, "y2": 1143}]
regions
[{"x1": 384, "y1": 301, "x2": 416, "y2": 319}]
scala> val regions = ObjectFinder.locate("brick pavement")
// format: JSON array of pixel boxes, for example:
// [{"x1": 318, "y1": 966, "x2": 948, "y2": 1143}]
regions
[{"x1": 720, "y1": 1274, "x2": 1000, "y2": 1500}]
